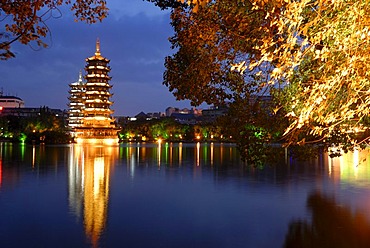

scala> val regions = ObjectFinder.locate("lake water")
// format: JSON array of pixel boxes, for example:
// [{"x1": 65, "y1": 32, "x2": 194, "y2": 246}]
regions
[{"x1": 1, "y1": 142, "x2": 370, "y2": 248}]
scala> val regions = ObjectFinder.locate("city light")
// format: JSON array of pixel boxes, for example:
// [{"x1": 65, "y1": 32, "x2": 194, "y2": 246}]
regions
[{"x1": 75, "y1": 138, "x2": 119, "y2": 145}]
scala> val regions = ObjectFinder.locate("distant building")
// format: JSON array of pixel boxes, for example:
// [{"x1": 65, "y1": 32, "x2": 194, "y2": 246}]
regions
[
  {"x1": 0, "y1": 95, "x2": 24, "y2": 108},
  {"x1": 0, "y1": 106, "x2": 67, "y2": 118},
  {"x1": 131, "y1": 111, "x2": 164, "y2": 121},
  {"x1": 0, "y1": 92, "x2": 66, "y2": 119},
  {"x1": 135, "y1": 111, "x2": 148, "y2": 120},
  {"x1": 146, "y1": 112, "x2": 164, "y2": 119},
  {"x1": 191, "y1": 107, "x2": 202, "y2": 116},
  {"x1": 165, "y1": 107, "x2": 190, "y2": 117},
  {"x1": 202, "y1": 105, "x2": 228, "y2": 122},
  {"x1": 170, "y1": 113, "x2": 198, "y2": 125}
]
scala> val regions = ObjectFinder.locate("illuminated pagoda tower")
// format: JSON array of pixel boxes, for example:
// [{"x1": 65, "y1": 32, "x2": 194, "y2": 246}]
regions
[
  {"x1": 73, "y1": 39, "x2": 119, "y2": 144},
  {"x1": 68, "y1": 71, "x2": 86, "y2": 129}
]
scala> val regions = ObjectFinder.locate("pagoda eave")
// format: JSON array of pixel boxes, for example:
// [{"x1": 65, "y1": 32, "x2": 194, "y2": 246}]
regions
[{"x1": 86, "y1": 56, "x2": 110, "y2": 62}]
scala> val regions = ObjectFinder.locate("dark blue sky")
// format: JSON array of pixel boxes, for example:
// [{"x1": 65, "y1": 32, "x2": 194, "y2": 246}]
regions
[{"x1": 0, "y1": 0, "x2": 201, "y2": 116}]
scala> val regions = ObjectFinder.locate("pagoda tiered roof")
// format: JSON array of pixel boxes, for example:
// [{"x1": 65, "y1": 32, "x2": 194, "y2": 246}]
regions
[{"x1": 68, "y1": 38, "x2": 118, "y2": 144}]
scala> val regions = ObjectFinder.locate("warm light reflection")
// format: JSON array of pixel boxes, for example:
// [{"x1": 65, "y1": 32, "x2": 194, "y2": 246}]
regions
[
  {"x1": 210, "y1": 142, "x2": 214, "y2": 166},
  {"x1": 68, "y1": 144, "x2": 117, "y2": 248},
  {"x1": 32, "y1": 145, "x2": 36, "y2": 168},
  {"x1": 196, "y1": 142, "x2": 200, "y2": 166},
  {"x1": 117, "y1": 142, "x2": 237, "y2": 176},
  {"x1": 93, "y1": 157, "x2": 105, "y2": 197},
  {"x1": 328, "y1": 148, "x2": 370, "y2": 188},
  {"x1": 179, "y1": 142, "x2": 183, "y2": 166},
  {"x1": 353, "y1": 148, "x2": 359, "y2": 179},
  {"x1": 169, "y1": 143, "x2": 173, "y2": 166},
  {"x1": 157, "y1": 141, "x2": 161, "y2": 168},
  {"x1": 76, "y1": 138, "x2": 119, "y2": 145},
  {"x1": 328, "y1": 155, "x2": 332, "y2": 177},
  {"x1": 68, "y1": 145, "x2": 83, "y2": 219}
]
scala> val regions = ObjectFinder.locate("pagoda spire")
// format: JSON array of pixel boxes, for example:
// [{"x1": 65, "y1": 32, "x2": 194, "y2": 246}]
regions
[
  {"x1": 78, "y1": 70, "x2": 83, "y2": 82},
  {"x1": 95, "y1": 38, "x2": 101, "y2": 56}
]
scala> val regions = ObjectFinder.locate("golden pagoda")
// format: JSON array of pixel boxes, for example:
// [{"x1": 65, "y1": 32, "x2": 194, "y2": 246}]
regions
[{"x1": 72, "y1": 39, "x2": 119, "y2": 144}]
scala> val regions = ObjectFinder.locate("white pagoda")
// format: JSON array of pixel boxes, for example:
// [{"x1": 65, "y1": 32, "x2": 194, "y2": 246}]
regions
[{"x1": 68, "y1": 71, "x2": 85, "y2": 129}]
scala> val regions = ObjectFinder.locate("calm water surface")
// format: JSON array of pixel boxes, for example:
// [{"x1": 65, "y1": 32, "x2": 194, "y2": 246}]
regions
[{"x1": 1, "y1": 142, "x2": 370, "y2": 248}]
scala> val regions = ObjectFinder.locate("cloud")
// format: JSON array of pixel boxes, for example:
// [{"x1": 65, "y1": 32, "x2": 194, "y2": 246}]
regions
[
  {"x1": 0, "y1": 2, "x2": 199, "y2": 116},
  {"x1": 107, "y1": 0, "x2": 170, "y2": 18}
]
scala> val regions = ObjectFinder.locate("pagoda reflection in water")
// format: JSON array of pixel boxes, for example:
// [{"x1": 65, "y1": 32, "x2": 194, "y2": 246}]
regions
[
  {"x1": 68, "y1": 145, "x2": 117, "y2": 247},
  {"x1": 68, "y1": 39, "x2": 119, "y2": 144}
]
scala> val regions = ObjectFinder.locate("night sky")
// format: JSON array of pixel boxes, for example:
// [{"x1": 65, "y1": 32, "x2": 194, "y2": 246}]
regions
[{"x1": 0, "y1": 0, "x2": 200, "y2": 116}]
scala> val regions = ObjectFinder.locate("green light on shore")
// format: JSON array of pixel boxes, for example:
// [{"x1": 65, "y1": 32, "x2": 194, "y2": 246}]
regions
[{"x1": 19, "y1": 133, "x2": 27, "y2": 143}]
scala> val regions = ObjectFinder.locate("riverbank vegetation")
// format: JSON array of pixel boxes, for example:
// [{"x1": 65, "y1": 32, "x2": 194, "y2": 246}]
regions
[
  {"x1": 0, "y1": 108, "x2": 70, "y2": 144},
  {"x1": 119, "y1": 117, "x2": 231, "y2": 143}
]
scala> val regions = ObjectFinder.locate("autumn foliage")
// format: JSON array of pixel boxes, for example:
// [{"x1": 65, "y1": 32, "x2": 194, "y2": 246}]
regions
[
  {"x1": 152, "y1": 0, "x2": 370, "y2": 152},
  {"x1": 0, "y1": 0, "x2": 108, "y2": 59},
  {"x1": 257, "y1": 0, "x2": 370, "y2": 147}
]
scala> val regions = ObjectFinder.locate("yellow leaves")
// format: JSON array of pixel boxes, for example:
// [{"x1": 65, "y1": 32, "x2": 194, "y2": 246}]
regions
[
  {"x1": 314, "y1": 95, "x2": 326, "y2": 105},
  {"x1": 265, "y1": 11, "x2": 270, "y2": 20},
  {"x1": 251, "y1": 0, "x2": 289, "y2": 10},
  {"x1": 271, "y1": 67, "x2": 282, "y2": 79},
  {"x1": 231, "y1": 61, "x2": 247, "y2": 75},
  {"x1": 255, "y1": 0, "x2": 370, "y2": 137},
  {"x1": 179, "y1": 0, "x2": 211, "y2": 12},
  {"x1": 286, "y1": 111, "x2": 296, "y2": 117}
]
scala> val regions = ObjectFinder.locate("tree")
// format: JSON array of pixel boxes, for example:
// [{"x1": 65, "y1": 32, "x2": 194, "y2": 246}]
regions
[
  {"x1": 254, "y1": 0, "x2": 370, "y2": 148},
  {"x1": 164, "y1": 1, "x2": 277, "y2": 106},
  {"x1": 148, "y1": 0, "x2": 288, "y2": 163},
  {"x1": 150, "y1": 0, "x2": 370, "y2": 152},
  {"x1": 0, "y1": 0, "x2": 108, "y2": 59}
]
